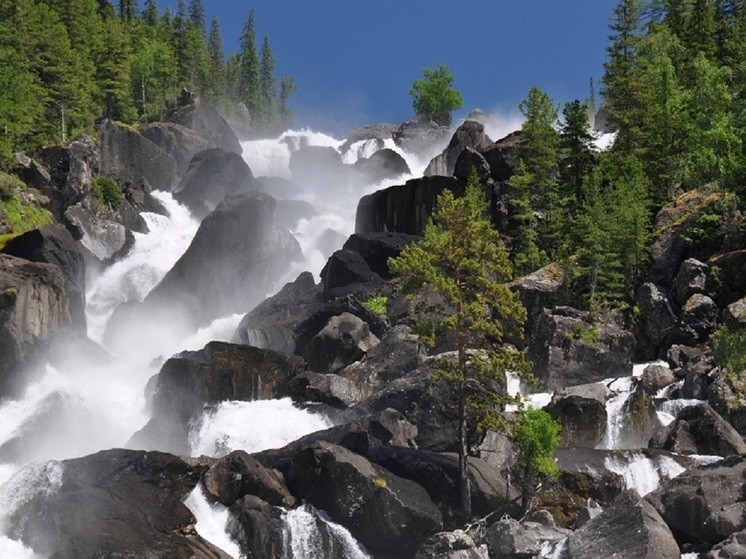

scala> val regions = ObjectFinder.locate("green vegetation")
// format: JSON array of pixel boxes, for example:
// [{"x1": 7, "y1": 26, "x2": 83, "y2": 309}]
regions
[
  {"x1": 409, "y1": 65, "x2": 463, "y2": 126},
  {"x1": 0, "y1": 0, "x2": 297, "y2": 167},
  {"x1": 712, "y1": 322, "x2": 746, "y2": 379},
  {"x1": 363, "y1": 295, "x2": 388, "y2": 316},
  {"x1": 92, "y1": 176, "x2": 124, "y2": 210},
  {"x1": 569, "y1": 324, "x2": 600, "y2": 344},
  {"x1": 389, "y1": 169, "x2": 530, "y2": 521},
  {"x1": 513, "y1": 408, "x2": 561, "y2": 515}
]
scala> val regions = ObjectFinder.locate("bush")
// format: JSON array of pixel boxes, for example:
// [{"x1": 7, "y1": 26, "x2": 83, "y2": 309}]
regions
[
  {"x1": 711, "y1": 322, "x2": 746, "y2": 378},
  {"x1": 363, "y1": 295, "x2": 388, "y2": 316},
  {"x1": 92, "y1": 176, "x2": 123, "y2": 210}
]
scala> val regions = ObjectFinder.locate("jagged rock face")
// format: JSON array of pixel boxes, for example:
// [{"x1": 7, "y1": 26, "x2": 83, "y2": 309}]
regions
[
  {"x1": 226, "y1": 495, "x2": 288, "y2": 559},
  {"x1": 302, "y1": 312, "x2": 381, "y2": 374},
  {"x1": 637, "y1": 282, "x2": 678, "y2": 358},
  {"x1": 671, "y1": 293, "x2": 719, "y2": 346},
  {"x1": 710, "y1": 249, "x2": 746, "y2": 306},
  {"x1": 285, "y1": 441, "x2": 443, "y2": 558},
  {"x1": 36, "y1": 137, "x2": 97, "y2": 221},
  {"x1": 708, "y1": 370, "x2": 746, "y2": 437},
  {"x1": 353, "y1": 148, "x2": 411, "y2": 184},
  {"x1": 173, "y1": 148, "x2": 257, "y2": 218},
  {"x1": 355, "y1": 175, "x2": 464, "y2": 235},
  {"x1": 130, "y1": 341, "x2": 300, "y2": 454},
  {"x1": 673, "y1": 258, "x2": 714, "y2": 307},
  {"x1": 648, "y1": 455, "x2": 746, "y2": 546},
  {"x1": 416, "y1": 529, "x2": 488, "y2": 559},
  {"x1": 545, "y1": 383, "x2": 608, "y2": 449},
  {"x1": 2, "y1": 225, "x2": 86, "y2": 332},
  {"x1": 320, "y1": 249, "x2": 384, "y2": 299},
  {"x1": 7, "y1": 449, "x2": 229, "y2": 559},
  {"x1": 0, "y1": 254, "x2": 70, "y2": 396},
  {"x1": 481, "y1": 130, "x2": 521, "y2": 183},
  {"x1": 650, "y1": 403, "x2": 746, "y2": 457},
  {"x1": 641, "y1": 363, "x2": 676, "y2": 392},
  {"x1": 126, "y1": 192, "x2": 300, "y2": 338},
  {"x1": 139, "y1": 121, "x2": 215, "y2": 179},
  {"x1": 168, "y1": 96, "x2": 243, "y2": 155},
  {"x1": 564, "y1": 490, "x2": 680, "y2": 559},
  {"x1": 424, "y1": 120, "x2": 491, "y2": 177},
  {"x1": 527, "y1": 308, "x2": 635, "y2": 389},
  {"x1": 99, "y1": 119, "x2": 178, "y2": 191}
]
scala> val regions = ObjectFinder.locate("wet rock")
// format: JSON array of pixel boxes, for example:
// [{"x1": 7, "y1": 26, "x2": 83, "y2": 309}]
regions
[
  {"x1": 284, "y1": 371, "x2": 364, "y2": 408},
  {"x1": 2, "y1": 224, "x2": 86, "y2": 332},
  {"x1": 648, "y1": 455, "x2": 746, "y2": 545},
  {"x1": 641, "y1": 363, "x2": 676, "y2": 392},
  {"x1": 545, "y1": 383, "x2": 608, "y2": 449},
  {"x1": 394, "y1": 116, "x2": 451, "y2": 160},
  {"x1": 650, "y1": 403, "x2": 746, "y2": 457},
  {"x1": 320, "y1": 249, "x2": 383, "y2": 299},
  {"x1": 173, "y1": 148, "x2": 257, "y2": 218},
  {"x1": 416, "y1": 530, "x2": 488, "y2": 559},
  {"x1": 680, "y1": 369, "x2": 709, "y2": 400},
  {"x1": 0, "y1": 254, "x2": 71, "y2": 396},
  {"x1": 527, "y1": 308, "x2": 635, "y2": 389},
  {"x1": 285, "y1": 441, "x2": 443, "y2": 558},
  {"x1": 564, "y1": 490, "x2": 679, "y2": 559},
  {"x1": 302, "y1": 312, "x2": 380, "y2": 374},
  {"x1": 8, "y1": 449, "x2": 227, "y2": 559},
  {"x1": 340, "y1": 123, "x2": 398, "y2": 155},
  {"x1": 289, "y1": 145, "x2": 350, "y2": 191},
  {"x1": 203, "y1": 450, "x2": 295, "y2": 508},
  {"x1": 226, "y1": 495, "x2": 287, "y2": 559}
]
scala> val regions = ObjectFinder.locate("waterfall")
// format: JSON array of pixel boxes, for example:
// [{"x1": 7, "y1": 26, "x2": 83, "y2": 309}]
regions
[
  {"x1": 597, "y1": 377, "x2": 636, "y2": 450},
  {"x1": 281, "y1": 505, "x2": 371, "y2": 559},
  {"x1": 603, "y1": 452, "x2": 685, "y2": 497}
]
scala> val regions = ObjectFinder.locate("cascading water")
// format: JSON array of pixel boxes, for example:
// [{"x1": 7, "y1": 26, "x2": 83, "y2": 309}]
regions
[
  {"x1": 281, "y1": 505, "x2": 371, "y2": 559},
  {"x1": 0, "y1": 127, "x2": 425, "y2": 557}
]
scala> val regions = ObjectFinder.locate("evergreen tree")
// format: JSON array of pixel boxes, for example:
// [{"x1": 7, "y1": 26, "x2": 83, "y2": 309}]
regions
[
  {"x1": 206, "y1": 17, "x2": 225, "y2": 99},
  {"x1": 686, "y1": 0, "x2": 717, "y2": 58},
  {"x1": 239, "y1": 9, "x2": 262, "y2": 122},
  {"x1": 260, "y1": 34, "x2": 278, "y2": 131},
  {"x1": 118, "y1": 0, "x2": 135, "y2": 22},
  {"x1": 142, "y1": 0, "x2": 158, "y2": 27},
  {"x1": 96, "y1": 12, "x2": 133, "y2": 119},
  {"x1": 279, "y1": 74, "x2": 297, "y2": 129},
  {"x1": 188, "y1": 0, "x2": 205, "y2": 34},
  {"x1": 389, "y1": 170, "x2": 530, "y2": 522},
  {"x1": 560, "y1": 99, "x2": 595, "y2": 208}
]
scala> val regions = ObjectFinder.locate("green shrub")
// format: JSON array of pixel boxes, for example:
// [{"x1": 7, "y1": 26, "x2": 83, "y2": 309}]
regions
[
  {"x1": 569, "y1": 324, "x2": 600, "y2": 344},
  {"x1": 363, "y1": 295, "x2": 388, "y2": 316},
  {"x1": 712, "y1": 322, "x2": 746, "y2": 378},
  {"x1": 92, "y1": 176, "x2": 123, "y2": 210}
]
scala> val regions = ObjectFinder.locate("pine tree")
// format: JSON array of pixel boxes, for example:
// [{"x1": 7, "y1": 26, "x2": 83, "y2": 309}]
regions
[
  {"x1": 206, "y1": 17, "x2": 225, "y2": 99},
  {"x1": 118, "y1": 0, "x2": 135, "y2": 22},
  {"x1": 389, "y1": 170, "x2": 530, "y2": 522},
  {"x1": 239, "y1": 9, "x2": 262, "y2": 122},
  {"x1": 142, "y1": 0, "x2": 158, "y2": 27},
  {"x1": 686, "y1": 0, "x2": 717, "y2": 58},
  {"x1": 279, "y1": 74, "x2": 297, "y2": 129},
  {"x1": 260, "y1": 34, "x2": 278, "y2": 131},
  {"x1": 188, "y1": 0, "x2": 205, "y2": 35},
  {"x1": 560, "y1": 100, "x2": 595, "y2": 208}
]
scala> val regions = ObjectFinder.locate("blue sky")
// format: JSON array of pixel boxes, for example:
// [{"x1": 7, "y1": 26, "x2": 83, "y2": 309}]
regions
[{"x1": 153, "y1": 1, "x2": 619, "y2": 135}]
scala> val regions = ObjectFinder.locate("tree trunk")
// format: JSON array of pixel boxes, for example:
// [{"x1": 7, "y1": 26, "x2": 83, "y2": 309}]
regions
[{"x1": 458, "y1": 396, "x2": 471, "y2": 522}]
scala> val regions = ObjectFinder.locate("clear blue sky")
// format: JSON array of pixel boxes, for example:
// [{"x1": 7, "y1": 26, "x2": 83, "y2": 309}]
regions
[{"x1": 152, "y1": 1, "x2": 618, "y2": 135}]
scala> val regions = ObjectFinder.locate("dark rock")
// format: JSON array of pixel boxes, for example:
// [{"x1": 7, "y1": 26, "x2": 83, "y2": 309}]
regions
[
  {"x1": 35, "y1": 138, "x2": 97, "y2": 221},
  {"x1": 425, "y1": 120, "x2": 491, "y2": 177},
  {"x1": 723, "y1": 296, "x2": 746, "y2": 329},
  {"x1": 167, "y1": 96, "x2": 242, "y2": 155},
  {"x1": 637, "y1": 282, "x2": 677, "y2": 357},
  {"x1": 453, "y1": 147, "x2": 493, "y2": 187},
  {"x1": 710, "y1": 249, "x2": 746, "y2": 307},
  {"x1": 254, "y1": 175, "x2": 298, "y2": 200},
  {"x1": 130, "y1": 341, "x2": 300, "y2": 454},
  {"x1": 394, "y1": 117, "x2": 452, "y2": 160},
  {"x1": 285, "y1": 441, "x2": 443, "y2": 557},
  {"x1": 339, "y1": 324, "x2": 427, "y2": 398},
  {"x1": 13, "y1": 153, "x2": 52, "y2": 195},
  {"x1": 99, "y1": 119, "x2": 178, "y2": 191},
  {"x1": 232, "y1": 272, "x2": 323, "y2": 355},
  {"x1": 342, "y1": 232, "x2": 419, "y2": 279},
  {"x1": 481, "y1": 130, "x2": 521, "y2": 183},
  {"x1": 707, "y1": 528, "x2": 746, "y2": 558},
  {"x1": 320, "y1": 249, "x2": 383, "y2": 299},
  {"x1": 139, "y1": 121, "x2": 215, "y2": 179},
  {"x1": 708, "y1": 370, "x2": 746, "y2": 437},
  {"x1": 673, "y1": 258, "x2": 714, "y2": 306},
  {"x1": 203, "y1": 449, "x2": 295, "y2": 508},
  {"x1": 564, "y1": 490, "x2": 680, "y2": 559},
  {"x1": 340, "y1": 123, "x2": 399, "y2": 155},
  {"x1": 626, "y1": 380, "x2": 664, "y2": 447},
  {"x1": 416, "y1": 530, "x2": 488, "y2": 559},
  {"x1": 284, "y1": 371, "x2": 364, "y2": 408},
  {"x1": 8, "y1": 449, "x2": 227, "y2": 559},
  {"x1": 2, "y1": 225, "x2": 86, "y2": 332},
  {"x1": 668, "y1": 344, "x2": 713, "y2": 377},
  {"x1": 527, "y1": 309, "x2": 635, "y2": 389},
  {"x1": 173, "y1": 148, "x2": 257, "y2": 218},
  {"x1": 0, "y1": 254, "x2": 70, "y2": 396},
  {"x1": 641, "y1": 363, "x2": 676, "y2": 392},
  {"x1": 650, "y1": 403, "x2": 746, "y2": 457},
  {"x1": 226, "y1": 495, "x2": 287, "y2": 559},
  {"x1": 302, "y1": 312, "x2": 380, "y2": 374},
  {"x1": 680, "y1": 369, "x2": 709, "y2": 400},
  {"x1": 648, "y1": 455, "x2": 746, "y2": 545},
  {"x1": 355, "y1": 175, "x2": 464, "y2": 235},
  {"x1": 354, "y1": 148, "x2": 411, "y2": 183},
  {"x1": 672, "y1": 293, "x2": 719, "y2": 345},
  {"x1": 545, "y1": 383, "x2": 608, "y2": 449}
]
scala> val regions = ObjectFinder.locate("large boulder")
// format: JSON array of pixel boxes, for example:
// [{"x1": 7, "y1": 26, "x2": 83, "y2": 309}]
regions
[
  {"x1": 563, "y1": 490, "x2": 680, "y2": 558},
  {"x1": 649, "y1": 403, "x2": 746, "y2": 457},
  {"x1": 394, "y1": 116, "x2": 452, "y2": 160},
  {"x1": 353, "y1": 148, "x2": 411, "y2": 184},
  {"x1": 0, "y1": 254, "x2": 71, "y2": 396},
  {"x1": 647, "y1": 455, "x2": 746, "y2": 545},
  {"x1": 302, "y1": 312, "x2": 380, "y2": 374},
  {"x1": 708, "y1": 370, "x2": 746, "y2": 437},
  {"x1": 527, "y1": 308, "x2": 635, "y2": 389},
  {"x1": 480, "y1": 131, "x2": 521, "y2": 183},
  {"x1": 106, "y1": 192, "x2": 301, "y2": 350},
  {"x1": 342, "y1": 232, "x2": 419, "y2": 279},
  {"x1": 355, "y1": 175, "x2": 464, "y2": 234},
  {"x1": 673, "y1": 258, "x2": 714, "y2": 307},
  {"x1": 285, "y1": 441, "x2": 443, "y2": 557},
  {"x1": 671, "y1": 293, "x2": 719, "y2": 346},
  {"x1": 139, "y1": 121, "x2": 215, "y2": 179},
  {"x1": 545, "y1": 383, "x2": 608, "y2": 449},
  {"x1": 340, "y1": 123, "x2": 399, "y2": 156},
  {"x1": 130, "y1": 341, "x2": 300, "y2": 454},
  {"x1": 319, "y1": 249, "x2": 383, "y2": 299},
  {"x1": 2, "y1": 225, "x2": 86, "y2": 331},
  {"x1": 6, "y1": 449, "x2": 228, "y2": 559},
  {"x1": 167, "y1": 96, "x2": 242, "y2": 155},
  {"x1": 99, "y1": 119, "x2": 178, "y2": 191},
  {"x1": 416, "y1": 530, "x2": 488, "y2": 559},
  {"x1": 636, "y1": 282, "x2": 677, "y2": 358},
  {"x1": 424, "y1": 120, "x2": 491, "y2": 177},
  {"x1": 36, "y1": 137, "x2": 97, "y2": 220},
  {"x1": 710, "y1": 249, "x2": 746, "y2": 306},
  {"x1": 172, "y1": 148, "x2": 257, "y2": 218}
]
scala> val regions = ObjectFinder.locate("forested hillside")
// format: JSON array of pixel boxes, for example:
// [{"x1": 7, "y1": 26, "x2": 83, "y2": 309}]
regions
[
  {"x1": 0, "y1": 0, "x2": 295, "y2": 167},
  {"x1": 508, "y1": 0, "x2": 746, "y2": 310}
]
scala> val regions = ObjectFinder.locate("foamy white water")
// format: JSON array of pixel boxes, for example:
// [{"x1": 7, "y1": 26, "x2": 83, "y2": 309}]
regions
[
  {"x1": 281, "y1": 505, "x2": 371, "y2": 559},
  {"x1": 604, "y1": 452, "x2": 685, "y2": 497},
  {"x1": 597, "y1": 377, "x2": 635, "y2": 450},
  {"x1": 185, "y1": 486, "x2": 243, "y2": 558}
]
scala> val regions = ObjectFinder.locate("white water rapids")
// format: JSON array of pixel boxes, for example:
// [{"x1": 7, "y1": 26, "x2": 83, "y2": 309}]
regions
[{"x1": 0, "y1": 128, "x2": 436, "y2": 558}]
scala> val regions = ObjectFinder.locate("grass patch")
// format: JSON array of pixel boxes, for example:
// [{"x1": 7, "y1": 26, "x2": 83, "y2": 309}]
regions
[
  {"x1": 363, "y1": 294, "x2": 388, "y2": 316},
  {"x1": 2, "y1": 195, "x2": 52, "y2": 233}
]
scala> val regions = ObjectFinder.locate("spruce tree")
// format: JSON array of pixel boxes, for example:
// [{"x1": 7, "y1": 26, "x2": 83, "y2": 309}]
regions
[
  {"x1": 389, "y1": 170, "x2": 529, "y2": 522},
  {"x1": 560, "y1": 99, "x2": 595, "y2": 208},
  {"x1": 239, "y1": 9, "x2": 262, "y2": 123},
  {"x1": 260, "y1": 34, "x2": 278, "y2": 131},
  {"x1": 206, "y1": 17, "x2": 225, "y2": 99}
]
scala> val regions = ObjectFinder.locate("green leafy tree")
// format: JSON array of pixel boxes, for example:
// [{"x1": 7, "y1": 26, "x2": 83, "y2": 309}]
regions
[
  {"x1": 409, "y1": 64, "x2": 463, "y2": 126},
  {"x1": 389, "y1": 170, "x2": 530, "y2": 521},
  {"x1": 513, "y1": 408, "x2": 561, "y2": 515}
]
